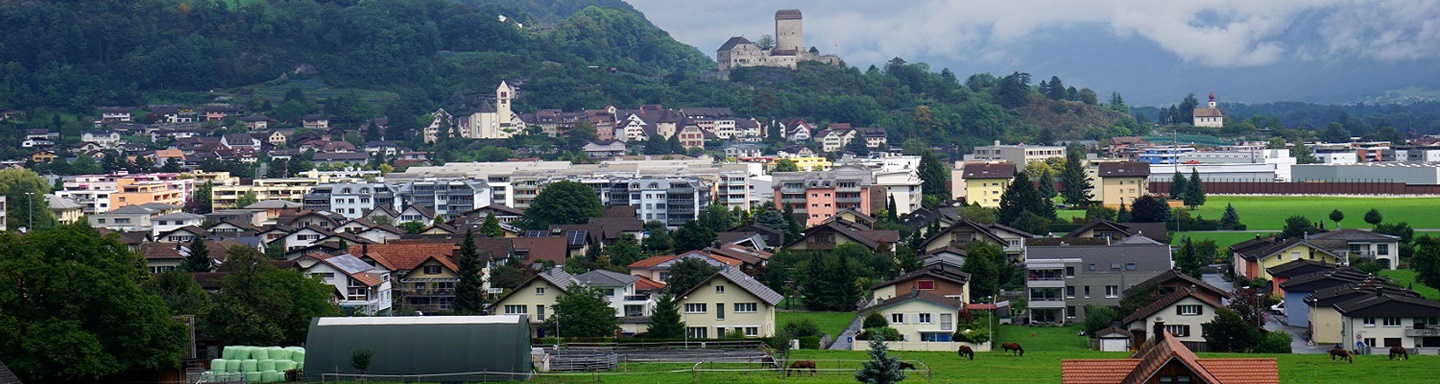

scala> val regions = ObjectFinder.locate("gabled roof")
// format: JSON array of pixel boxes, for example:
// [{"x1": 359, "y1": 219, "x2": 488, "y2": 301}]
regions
[
  {"x1": 1097, "y1": 161, "x2": 1151, "y2": 178},
  {"x1": 872, "y1": 264, "x2": 971, "y2": 290},
  {"x1": 1334, "y1": 291, "x2": 1440, "y2": 318},
  {"x1": 400, "y1": 203, "x2": 436, "y2": 220},
  {"x1": 1120, "y1": 286, "x2": 1224, "y2": 325},
  {"x1": 1233, "y1": 237, "x2": 1342, "y2": 262},
  {"x1": 961, "y1": 162, "x2": 1015, "y2": 179},
  {"x1": 705, "y1": 243, "x2": 772, "y2": 266},
  {"x1": 1305, "y1": 282, "x2": 1416, "y2": 307},
  {"x1": 1127, "y1": 269, "x2": 1231, "y2": 300},
  {"x1": 920, "y1": 218, "x2": 1009, "y2": 249},
  {"x1": 348, "y1": 243, "x2": 457, "y2": 272},
  {"x1": 680, "y1": 267, "x2": 783, "y2": 306},
  {"x1": 245, "y1": 200, "x2": 302, "y2": 209},
  {"x1": 1264, "y1": 258, "x2": 1339, "y2": 279},
  {"x1": 1063, "y1": 329, "x2": 1278, "y2": 384},
  {"x1": 573, "y1": 269, "x2": 639, "y2": 287},
  {"x1": 865, "y1": 289, "x2": 965, "y2": 313},
  {"x1": 633, "y1": 275, "x2": 666, "y2": 292},
  {"x1": 1308, "y1": 229, "x2": 1401, "y2": 243},
  {"x1": 1277, "y1": 267, "x2": 1373, "y2": 292},
  {"x1": 1065, "y1": 220, "x2": 1167, "y2": 243}
]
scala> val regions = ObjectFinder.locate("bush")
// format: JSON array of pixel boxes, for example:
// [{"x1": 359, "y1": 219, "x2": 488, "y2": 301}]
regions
[
  {"x1": 856, "y1": 327, "x2": 903, "y2": 341},
  {"x1": 863, "y1": 312, "x2": 890, "y2": 329},
  {"x1": 1256, "y1": 331, "x2": 1292, "y2": 353},
  {"x1": 799, "y1": 335, "x2": 821, "y2": 349},
  {"x1": 953, "y1": 329, "x2": 990, "y2": 344},
  {"x1": 782, "y1": 319, "x2": 822, "y2": 338}
]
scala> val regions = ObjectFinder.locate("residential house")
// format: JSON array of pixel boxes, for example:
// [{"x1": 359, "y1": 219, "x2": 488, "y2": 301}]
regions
[
  {"x1": 396, "y1": 204, "x2": 436, "y2": 224},
  {"x1": 220, "y1": 133, "x2": 260, "y2": 151},
  {"x1": 303, "y1": 182, "x2": 400, "y2": 219},
  {"x1": 871, "y1": 261, "x2": 972, "y2": 305},
  {"x1": 46, "y1": 194, "x2": 84, "y2": 224},
  {"x1": 1230, "y1": 236, "x2": 1344, "y2": 283},
  {"x1": 966, "y1": 141, "x2": 1067, "y2": 166},
  {"x1": 582, "y1": 140, "x2": 628, "y2": 159},
  {"x1": 960, "y1": 162, "x2": 1015, "y2": 208},
  {"x1": 784, "y1": 119, "x2": 812, "y2": 142},
  {"x1": 299, "y1": 253, "x2": 393, "y2": 315},
  {"x1": 572, "y1": 270, "x2": 656, "y2": 334},
  {"x1": 772, "y1": 166, "x2": 879, "y2": 226},
  {"x1": 303, "y1": 114, "x2": 330, "y2": 130},
  {"x1": 1025, "y1": 239, "x2": 1173, "y2": 324},
  {"x1": 350, "y1": 242, "x2": 462, "y2": 314},
  {"x1": 275, "y1": 209, "x2": 342, "y2": 230},
  {"x1": 364, "y1": 141, "x2": 400, "y2": 158},
  {"x1": 100, "y1": 107, "x2": 132, "y2": 123},
  {"x1": 859, "y1": 290, "x2": 968, "y2": 347},
  {"x1": 1305, "y1": 282, "x2": 1419, "y2": 345},
  {"x1": 628, "y1": 251, "x2": 742, "y2": 283},
  {"x1": 1126, "y1": 269, "x2": 1231, "y2": 306},
  {"x1": 783, "y1": 219, "x2": 900, "y2": 254},
  {"x1": 313, "y1": 152, "x2": 369, "y2": 168},
  {"x1": 815, "y1": 125, "x2": 856, "y2": 152},
  {"x1": 1061, "y1": 320, "x2": 1278, "y2": 384},
  {"x1": 150, "y1": 212, "x2": 205, "y2": 237},
  {"x1": 396, "y1": 179, "x2": 493, "y2": 220},
  {"x1": 920, "y1": 219, "x2": 1034, "y2": 260},
  {"x1": 1093, "y1": 161, "x2": 1151, "y2": 208},
  {"x1": 854, "y1": 127, "x2": 888, "y2": 148},
  {"x1": 676, "y1": 123, "x2": 707, "y2": 150},
  {"x1": 1065, "y1": 220, "x2": 1168, "y2": 244},
  {"x1": 243, "y1": 200, "x2": 303, "y2": 220},
  {"x1": 240, "y1": 115, "x2": 275, "y2": 130},
  {"x1": 1276, "y1": 267, "x2": 1375, "y2": 328},
  {"x1": 492, "y1": 267, "x2": 578, "y2": 337},
  {"x1": 29, "y1": 150, "x2": 58, "y2": 163},
  {"x1": 675, "y1": 267, "x2": 783, "y2": 338},
  {"x1": 1308, "y1": 229, "x2": 1402, "y2": 270},
  {"x1": 1337, "y1": 291, "x2": 1440, "y2": 353},
  {"x1": 203, "y1": 105, "x2": 240, "y2": 121},
  {"x1": 88, "y1": 205, "x2": 162, "y2": 232},
  {"x1": 82, "y1": 130, "x2": 121, "y2": 148},
  {"x1": 1120, "y1": 287, "x2": 1225, "y2": 349}
]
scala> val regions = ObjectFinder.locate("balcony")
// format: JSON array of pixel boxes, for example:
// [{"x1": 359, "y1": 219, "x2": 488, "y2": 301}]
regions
[
  {"x1": 1027, "y1": 279, "x2": 1066, "y2": 288},
  {"x1": 1406, "y1": 326, "x2": 1440, "y2": 337},
  {"x1": 1029, "y1": 298, "x2": 1066, "y2": 308},
  {"x1": 623, "y1": 294, "x2": 651, "y2": 302}
]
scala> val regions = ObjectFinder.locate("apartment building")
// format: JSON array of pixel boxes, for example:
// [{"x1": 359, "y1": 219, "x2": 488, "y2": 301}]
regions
[
  {"x1": 1025, "y1": 239, "x2": 1173, "y2": 324},
  {"x1": 772, "y1": 166, "x2": 878, "y2": 227},
  {"x1": 966, "y1": 141, "x2": 1066, "y2": 166},
  {"x1": 303, "y1": 183, "x2": 400, "y2": 219},
  {"x1": 396, "y1": 179, "x2": 493, "y2": 220},
  {"x1": 212, "y1": 178, "x2": 320, "y2": 209}
]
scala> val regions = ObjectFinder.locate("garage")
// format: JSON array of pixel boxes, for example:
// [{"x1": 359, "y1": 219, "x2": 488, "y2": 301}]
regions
[{"x1": 1094, "y1": 327, "x2": 1134, "y2": 352}]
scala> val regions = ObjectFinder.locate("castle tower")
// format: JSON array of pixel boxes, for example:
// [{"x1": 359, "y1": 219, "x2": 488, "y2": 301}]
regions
[{"x1": 774, "y1": 9, "x2": 803, "y2": 52}]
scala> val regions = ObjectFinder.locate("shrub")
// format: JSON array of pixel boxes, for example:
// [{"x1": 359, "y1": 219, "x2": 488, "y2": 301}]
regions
[
  {"x1": 863, "y1": 312, "x2": 890, "y2": 329},
  {"x1": 782, "y1": 319, "x2": 822, "y2": 338},
  {"x1": 953, "y1": 329, "x2": 990, "y2": 344},
  {"x1": 1256, "y1": 331, "x2": 1292, "y2": 353},
  {"x1": 799, "y1": 335, "x2": 821, "y2": 349},
  {"x1": 856, "y1": 327, "x2": 903, "y2": 341}
]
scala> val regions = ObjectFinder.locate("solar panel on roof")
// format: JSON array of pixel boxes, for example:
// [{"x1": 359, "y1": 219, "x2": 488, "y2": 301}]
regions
[{"x1": 327, "y1": 254, "x2": 374, "y2": 274}]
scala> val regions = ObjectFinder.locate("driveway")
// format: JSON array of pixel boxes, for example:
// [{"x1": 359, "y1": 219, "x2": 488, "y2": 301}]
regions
[
  {"x1": 1264, "y1": 313, "x2": 1324, "y2": 354},
  {"x1": 828, "y1": 315, "x2": 863, "y2": 350}
]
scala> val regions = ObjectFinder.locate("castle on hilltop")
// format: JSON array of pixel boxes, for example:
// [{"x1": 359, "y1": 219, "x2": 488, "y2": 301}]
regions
[{"x1": 715, "y1": 9, "x2": 841, "y2": 73}]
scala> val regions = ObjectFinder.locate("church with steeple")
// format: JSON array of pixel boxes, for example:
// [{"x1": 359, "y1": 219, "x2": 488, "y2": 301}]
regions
[{"x1": 1192, "y1": 92, "x2": 1224, "y2": 128}]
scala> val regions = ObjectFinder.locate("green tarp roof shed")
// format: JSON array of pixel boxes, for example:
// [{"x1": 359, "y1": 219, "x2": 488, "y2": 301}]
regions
[{"x1": 304, "y1": 315, "x2": 532, "y2": 382}]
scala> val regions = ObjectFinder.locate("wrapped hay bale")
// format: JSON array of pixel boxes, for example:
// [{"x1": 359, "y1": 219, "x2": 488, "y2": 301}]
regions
[
  {"x1": 221, "y1": 347, "x2": 237, "y2": 360},
  {"x1": 270, "y1": 347, "x2": 292, "y2": 361},
  {"x1": 296, "y1": 361, "x2": 304, "y2": 371},
  {"x1": 261, "y1": 370, "x2": 283, "y2": 383},
  {"x1": 289, "y1": 350, "x2": 305, "y2": 363},
  {"x1": 225, "y1": 359, "x2": 242, "y2": 373},
  {"x1": 241, "y1": 359, "x2": 258, "y2": 372},
  {"x1": 244, "y1": 371, "x2": 262, "y2": 383},
  {"x1": 231, "y1": 346, "x2": 251, "y2": 360},
  {"x1": 274, "y1": 360, "x2": 297, "y2": 372},
  {"x1": 251, "y1": 347, "x2": 269, "y2": 360},
  {"x1": 210, "y1": 359, "x2": 227, "y2": 372},
  {"x1": 257, "y1": 359, "x2": 276, "y2": 372}
]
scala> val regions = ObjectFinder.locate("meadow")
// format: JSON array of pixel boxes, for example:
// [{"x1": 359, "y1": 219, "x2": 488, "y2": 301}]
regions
[
  {"x1": 1061, "y1": 195, "x2": 1440, "y2": 231},
  {"x1": 776, "y1": 311, "x2": 857, "y2": 341}
]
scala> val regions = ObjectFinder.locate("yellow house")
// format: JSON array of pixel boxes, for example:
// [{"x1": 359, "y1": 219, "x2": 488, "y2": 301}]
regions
[
  {"x1": 47, "y1": 194, "x2": 85, "y2": 224},
  {"x1": 676, "y1": 268, "x2": 782, "y2": 339},
  {"x1": 1232, "y1": 238, "x2": 1342, "y2": 281},
  {"x1": 1094, "y1": 161, "x2": 1150, "y2": 208},
  {"x1": 491, "y1": 267, "x2": 575, "y2": 337},
  {"x1": 1304, "y1": 284, "x2": 1415, "y2": 345},
  {"x1": 960, "y1": 163, "x2": 1015, "y2": 208}
]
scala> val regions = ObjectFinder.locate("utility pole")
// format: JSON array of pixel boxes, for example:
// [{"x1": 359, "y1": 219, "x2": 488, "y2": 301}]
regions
[{"x1": 26, "y1": 192, "x2": 35, "y2": 230}]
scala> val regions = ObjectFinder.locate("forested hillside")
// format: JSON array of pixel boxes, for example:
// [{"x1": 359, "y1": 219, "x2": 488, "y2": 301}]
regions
[{"x1": 0, "y1": 0, "x2": 1142, "y2": 152}]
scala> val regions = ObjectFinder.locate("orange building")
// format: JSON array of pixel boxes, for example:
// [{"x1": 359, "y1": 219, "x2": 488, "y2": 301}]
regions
[
  {"x1": 110, "y1": 180, "x2": 185, "y2": 208},
  {"x1": 772, "y1": 165, "x2": 878, "y2": 227}
]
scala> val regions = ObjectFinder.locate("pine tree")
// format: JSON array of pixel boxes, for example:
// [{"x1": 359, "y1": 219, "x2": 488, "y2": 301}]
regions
[
  {"x1": 1116, "y1": 202, "x2": 1131, "y2": 222},
  {"x1": 783, "y1": 204, "x2": 802, "y2": 240},
  {"x1": 454, "y1": 231, "x2": 488, "y2": 315},
  {"x1": 998, "y1": 172, "x2": 1054, "y2": 227},
  {"x1": 886, "y1": 196, "x2": 899, "y2": 222},
  {"x1": 480, "y1": 212, "x2": 503, "y2": 237},
  {"x1": 855, "y1": 336, "x2": 905, "y2": 384},
  {"x1": 1059, "y1": 147, "x2": 1092, "y2": 206},
  {"x1": 917, "y1": 150, "x2": 950, "y2": 200},
  {"x1": 1170, "y1": 170, "x2": 1188, "y2": 200},
  {"x1": 646, "y1": 294, "x2": 686, "y2": 338},
  {"x1": 182, "y1": 236, "x2": 212, "y2": 272},
  {"x1": 1219, "y1": 203, "x2": 1241, "y2": 229},
  {"x1": 1184, "y1": 168, "x2": 1206, "y2": 208},
  {"x1": 1037, "y1": 169, "x2": 1057, "y2": 199}
]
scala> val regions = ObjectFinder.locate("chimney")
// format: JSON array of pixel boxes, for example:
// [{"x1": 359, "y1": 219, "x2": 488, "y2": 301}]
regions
[
  {"x1": 1152, "y1": 319, "x2": 1167, "y2": 344},
  {"x1": 1376, "y1": 287, "x2": 1385, "y2": 298},
  {"x1": 362, "y1": 243, "x2": 369, "y2": 257}
]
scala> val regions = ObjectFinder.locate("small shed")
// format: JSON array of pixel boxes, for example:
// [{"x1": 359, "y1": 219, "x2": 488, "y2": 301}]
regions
[
  {"x1": 1093, "y1": 327, "x2": 1134, "y2": 352},
  {"x1": 304, "y1": 316, "x2": 532, "y2": 382}
]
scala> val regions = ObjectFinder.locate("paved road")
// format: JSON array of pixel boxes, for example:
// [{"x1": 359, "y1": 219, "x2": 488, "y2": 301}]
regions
[
  {"x1": 1205, "y1": 270, "x2": 1322, "y2": 354},
  {"x1": 828, "y1": 314, "x2": 863, "y2": 350}
]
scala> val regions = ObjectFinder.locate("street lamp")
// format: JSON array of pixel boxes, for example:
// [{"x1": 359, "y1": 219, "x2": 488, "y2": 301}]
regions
[
  {"x1": 682, "y1": 295, "x2": 689, "y2": 349},
  {"x1": 25, "y1": 192, "x2": 34, "y2": 231},
  {"x1": 988, "y1": 295, "x2": 994, "y2": 346}
]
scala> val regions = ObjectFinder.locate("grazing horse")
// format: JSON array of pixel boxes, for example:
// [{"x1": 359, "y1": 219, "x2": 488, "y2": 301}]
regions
[
  {"x1": 759, "y1": 356, "x2": 779, "y2": 369},
  {"x1": 1329, "y1": 347, "x2": 1354, "y2": 363},
  {"x1": 1390, "y1": 346, "x2": 1410, "y2": 360},
  {"x1": 1001, "y1": 342, "x2": 1025, "y2": 357},
  {"x1": 787, "y1": 360, "x2": 817, "y2": 376},
  {"x1": 956, "y1": 345, "x2": 975, "y2": 360},
  {"x1": 898, "y1": 362, "x2": 917, "y2": 370}
]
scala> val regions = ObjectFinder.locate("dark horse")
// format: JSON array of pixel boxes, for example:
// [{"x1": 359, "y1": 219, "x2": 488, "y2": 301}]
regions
[
  {"x1": 787, "y1": 360, "x2": 816, "y2": 376},
  {"x1": 898, "y1": 362, "x2": 917, "y2": 370},
  {"x1": 1329, "y1": 347, "x2": 1354, "y2": 363},
  {"x1": 1390, "y1": 346, "x2": 1410, "y2": 360},
  {"x1": 956, "y1": 345, "x2": 975, "y2": 360},
  {"x1": 1001, "y1": 342, "x2": 1025, "y2": 357},
  {"x1": 759, "y1": 356, "x2": 779, "y2": 369}
]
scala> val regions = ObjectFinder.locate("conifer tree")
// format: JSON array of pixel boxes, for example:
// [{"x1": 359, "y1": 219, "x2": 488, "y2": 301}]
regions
[
  {"x1": 1059, "y1": 147, "x2": 1093, "y2": 206},
  {"x1": 480, "y1": 212, "x2": 503, "y2": 237},
  {"x1": 1184, "y1": 168, "x2": 1206, "y2": 208},
  {"x1": 646, "y1": 294, "x2": 686, "y2": 338},
  {"x1": 182, "y1": 236, "x2": 212, "y2": 272},
  {"x1": 1170, "y1": 170, "x2": 1188, "y2": 200},
  {"x1": 1117, "y1": 202, "x2": 1131, "y2": 222},
  {"x1": 1219, "y1": 203, "x2": 1241, "y2": 229},
  {"x1": 454, "y1": 230, "x2": 488, "y2": 315},
  {"x1": 1037, "y1": 169, "x2": 1057, "y2": 199},
  {"x1": 855, "y1": 336, "x2": 905, "y2": 384}
]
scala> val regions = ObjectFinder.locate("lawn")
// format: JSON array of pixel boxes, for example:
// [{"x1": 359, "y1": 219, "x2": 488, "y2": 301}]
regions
[
  {"x1": 1191, "y1": 196, "x2": 1440, "y2": 230},
  {"x1": 1170, "y1": 231, "x2": 1269, "y2": 247},
  {"x1": 776, "y1": 311, "x2": 856, "y2": 340},
  {"x1": 1380, "y1": 269, "x2": 1440, "y2": 300}
]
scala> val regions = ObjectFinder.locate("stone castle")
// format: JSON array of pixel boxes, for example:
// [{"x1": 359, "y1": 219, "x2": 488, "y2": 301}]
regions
[{"x1": 716, "y1": 9, "x2": 841, "y2": 73}]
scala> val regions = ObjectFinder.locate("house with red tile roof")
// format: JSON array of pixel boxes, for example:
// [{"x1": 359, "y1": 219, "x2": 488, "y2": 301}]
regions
[
  {"x1": 1062, "y1": 320, "x2": 1278, "y2": 384},
  {"x1": 298, "y1": 253, "x2": 392, "y2": 315},
  {"x1": 349, "y1": 243, "x2": 462, "y2": 313}
]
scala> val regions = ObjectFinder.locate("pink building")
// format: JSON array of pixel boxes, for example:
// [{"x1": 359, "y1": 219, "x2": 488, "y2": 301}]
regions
[{"x1": 772, "y1": 166, "x2": 877, "y2": 227}]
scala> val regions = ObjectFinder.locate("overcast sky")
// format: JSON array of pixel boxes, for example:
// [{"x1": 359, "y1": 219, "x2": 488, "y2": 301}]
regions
[{"x1": 627, "y1": 0, "x2": 1440, "y2": 106}]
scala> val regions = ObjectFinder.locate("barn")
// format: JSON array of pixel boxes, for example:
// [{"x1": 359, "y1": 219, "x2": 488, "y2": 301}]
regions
[{"x1": 304, "y1": 316, "x2": 533, "y2": 382}]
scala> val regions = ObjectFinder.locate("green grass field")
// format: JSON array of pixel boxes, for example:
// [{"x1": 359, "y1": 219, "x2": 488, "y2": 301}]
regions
[
  {"x1": 776, "y1": 311, "x2": 856, "y2": 339},
  {"x1": 1380, "y1": 269, "x2": 1440, "y2": 300},
  {"x1": 1191, "y1": 196, "x2": 1440, "y2": 230},
  {"x1": 515, "y1": 325, "x2": 1436, "y2": 383}
]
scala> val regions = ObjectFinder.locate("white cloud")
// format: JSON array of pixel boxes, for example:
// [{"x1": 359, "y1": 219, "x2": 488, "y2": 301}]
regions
[{"x1": 627, "y1": 0, "x2": 1436, "y2": 68}]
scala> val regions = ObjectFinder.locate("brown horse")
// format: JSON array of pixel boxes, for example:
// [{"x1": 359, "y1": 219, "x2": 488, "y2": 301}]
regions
[
  {"x1": 1001, "y1": 342, "x2": 1025, "y2": 356},
  {"x1": 1390, "y1": 346, "x2": 1410, "y2": 360},
  {"x1": 1329, "y1": 347, "x2": 1353, "y2": 363},
  {"x1": 787, "y1": 360, "x2": 816, "y2": 376},
  {"x1": 956, "y1": 345, "x2": 975, "y2": 360}
]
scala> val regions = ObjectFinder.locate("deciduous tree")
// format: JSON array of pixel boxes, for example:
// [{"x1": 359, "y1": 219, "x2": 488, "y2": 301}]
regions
[
  {"x1": 480, "y1": 212, "x2": 503, "y2": 237},
  {"x1": 542, "y1": 286, "x2": 619, "y2": 338},
  {"x1": 208, "y1": 246, "x2": 341, "y2": 345},
  {"x1": 1329, "y1": 209, "x2": 1344, "y2": 229},
  {"x1": 523, "y1": 180, "x2": 603, "y2": 230},
  {"x1": 672, "y1": 220, "x2": 716, "y2": 252},
  {"x1": 1364, "y1": 208, "x2": 1383, "y2": 227}
]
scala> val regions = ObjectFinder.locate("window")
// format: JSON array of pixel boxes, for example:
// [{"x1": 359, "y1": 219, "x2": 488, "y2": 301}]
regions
[
  {"x1": 1363, "y1": 317, "x2": 1376, "y2": 327},
  {"x1": 1164, "y1": 325, "x2": 1191, "y2": 337},
  {"x1": 1087, "y1": 263, "x2": 1096, "y2": 271},
  {"x1": 1084, "y1": 286, "x2": 1091, "y2": 298},
  {"x1": 1290, "y1": 251, "x2": 1301, "y2": 261},
  {"x1": 918, "y1": 313, "x2": 933, "y2": 324},
  {"x1": 917, "y1": 280, "x2": 936, "y2": 290},
  {"x1": 1383, "y1": 317, "x2": 1402, "y2": 327},
  {"x1": 716, "y1": 303, "x2": 725, "y2": 320},
  {"x1": 535, "y1": 287, "x2": 546, "y2": 296},
  {"x1": 1125, "y1": 263, "x2": 1136, "y2": 271},
  {"x1": 687, "y1": 327, "x2": 708, "y2": 339},
  {"x1": 1066, "y1": 286, "x2": 1076, "y2": 298},
  {"x1": 744, "y1": 327, "x2": 759, "y2": 337},
  {"x1": 414, "y1": 282, "x2": 426, "y2": 289},
  {"x1": 715, "y1": 285, "x2": 726, "y2": 294},
  {"x1": 1159, "y1": 376, "x2": 1193, "y2": 384},
  {"x1": 1066, "y1": 306, "x2": 1076, "y2": 318},
  {"x1": 734, "y1": 303, "x2": 758, "y2": 313},
  {"x1": 1363, "y1": 338, "x2": 1376, "y2": 347},
  {"x1": 1065, "y1": 267, "x2": 1075, "y2": 278},
  {"x1": 424, "y1": 266, "x2": 442, "y2": 274},
  {"x1": 1105, "y1": 285, "x2": 1120, "y2": 298},
  {"x1": 602, "y1": 288, "x2": 615, "y2": 296},
  {"x1": 503, "y1": 305, "x2": 527, "y2": 314},
  {"x1": 1378, "y1": 244, "x2": 1390, "y2": 255},
  {"x1": 891, "y1": 313, "x2": 905, "y2": 324},
  {"x1": 684, "y1": 303, "x2": 707, "y2": 313},
  {"x1": 1178, "y1": 305, "x2": 1202, "y2": 316},
  {"x1": 536, "y1": 305, "x2": 545, "y2": 321}
]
